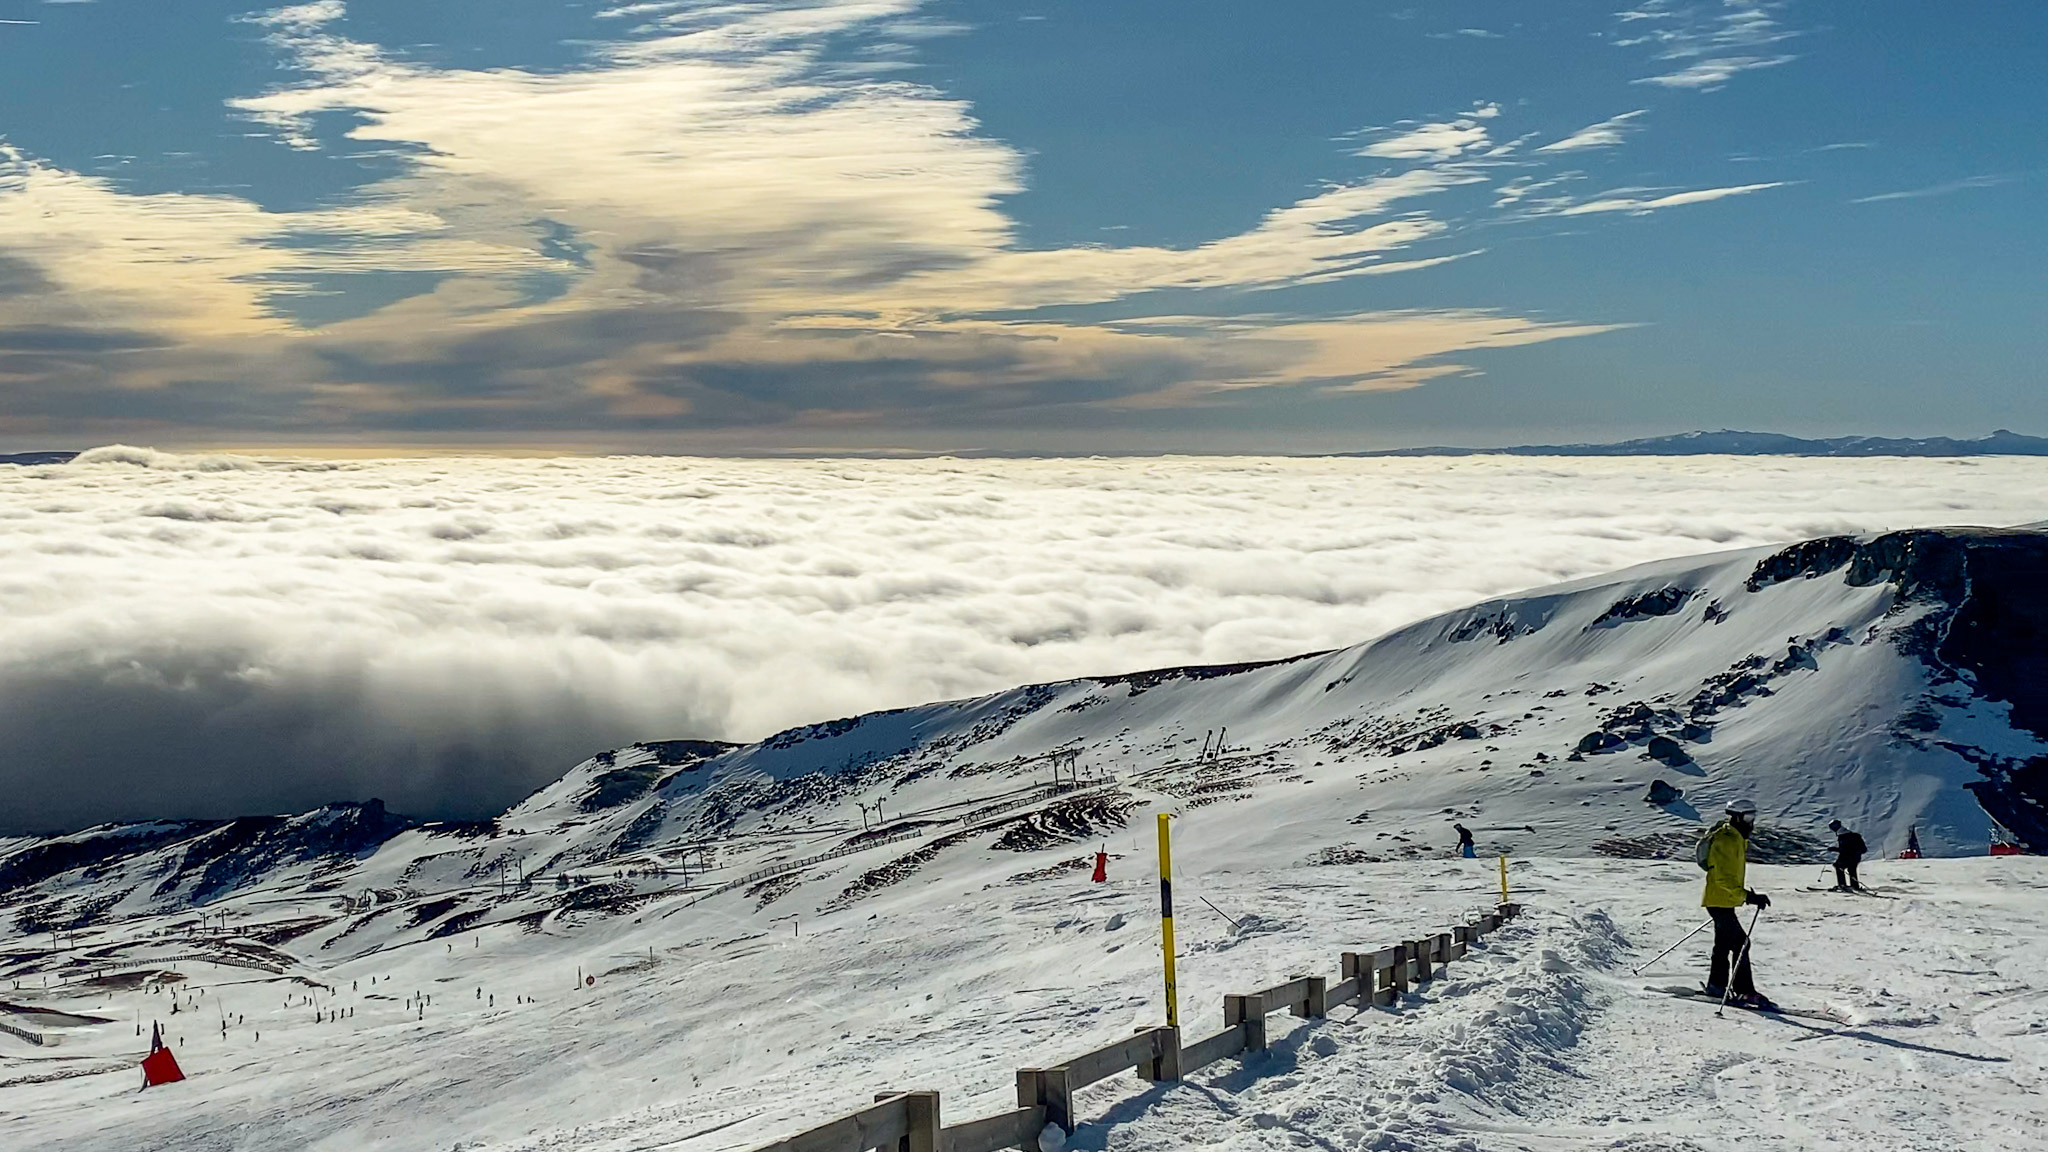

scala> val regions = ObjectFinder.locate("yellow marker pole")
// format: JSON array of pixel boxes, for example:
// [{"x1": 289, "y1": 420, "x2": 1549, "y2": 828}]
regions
[
  {"x1": 1498, "y1": 854, "x2": 1509, "y2": 904},
  {"x1": 1157, "y1": 813, "x2": 1178, "y2": 1029}
]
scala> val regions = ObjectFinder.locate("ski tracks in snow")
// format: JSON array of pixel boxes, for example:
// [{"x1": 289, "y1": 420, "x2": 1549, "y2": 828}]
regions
[{"x1": 1068, "y1": 907, "x2": 1621, "y2": 1152}]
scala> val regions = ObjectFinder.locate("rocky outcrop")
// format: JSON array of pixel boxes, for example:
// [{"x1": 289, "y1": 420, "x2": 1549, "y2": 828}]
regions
[{"x1": 1746, "y1": 527, "x2": 2048, "y2": 848}]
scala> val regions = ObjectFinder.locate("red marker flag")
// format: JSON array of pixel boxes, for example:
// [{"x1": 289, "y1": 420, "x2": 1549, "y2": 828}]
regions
[{"x1": 141, "y1": 1046, "x2": 185, "y2": 1088}]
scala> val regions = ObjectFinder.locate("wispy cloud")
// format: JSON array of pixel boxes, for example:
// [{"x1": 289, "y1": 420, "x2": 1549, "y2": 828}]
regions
[
  {"x1": 1635, "y1": 54, "x2": 1795, "y2": 89},
  {"x1": 1536, "y1": 110, "x2": 1647, "y2": 153},
  {"x1": 1850, "y1": 175, "x2": 2011, "y2": 204},
  {"x1": 1357, "y1": 104, "x2": 1501, "y2": 161},
  {"x1": 1551, "y1": 181, "x2": 1786, "y2": 215},
  {"x1": 1617, "y1": 1, "x2": 1799, "y2": 90}
]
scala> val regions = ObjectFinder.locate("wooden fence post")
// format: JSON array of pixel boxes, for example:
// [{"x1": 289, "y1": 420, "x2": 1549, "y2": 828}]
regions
[
  {"x1": 1385, "y1": 942, "x2": 1408, "y2": 1001},
  {"x1": 1017, "y1": 1067, "x2": 1072, "y2": 1139},
  {"x1": 873, "y1": 1092, "x2": 941, "y2": 1152},
  {"x1": 1139, "y1": 1026, "x2": 1182, "y2": 1082},
  {"x1": 1291, "y1": 975, "x2": 1328, "y2": 1019},
  {"x1": 1341, "y1": 952, "x2": 1369, "y2": 1008},
  {"x1": 1224, "y1": 992, "x2": 1267, "y2": 1051}
]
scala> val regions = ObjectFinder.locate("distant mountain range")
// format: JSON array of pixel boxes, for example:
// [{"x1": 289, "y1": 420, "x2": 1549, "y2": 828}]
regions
[
  {"x1": 0, "y1": 451, "x2": 79, "y2": 466},
  {"x1": 1347, "y1": 430, "x2": 2048, "y2": 458}
]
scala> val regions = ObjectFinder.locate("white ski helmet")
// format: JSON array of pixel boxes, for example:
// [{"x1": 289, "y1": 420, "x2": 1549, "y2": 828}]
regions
[{"x1": 1724, "y1": 798, "x2": 1758, "y2": 817}]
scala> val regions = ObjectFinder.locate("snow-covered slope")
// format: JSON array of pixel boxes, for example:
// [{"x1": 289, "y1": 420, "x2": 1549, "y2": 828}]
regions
[
  {"x1": 3, "y1": 525, "x2": 2043, "y2": 942},
  {"x1": 3, "y1": 526, "x2": 2047, "y2": 1151}
]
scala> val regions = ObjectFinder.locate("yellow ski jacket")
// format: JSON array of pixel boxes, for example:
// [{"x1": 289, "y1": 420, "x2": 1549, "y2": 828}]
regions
[{"x1": 1701, "y1": 820, "x2": 1748, "y2": 908}]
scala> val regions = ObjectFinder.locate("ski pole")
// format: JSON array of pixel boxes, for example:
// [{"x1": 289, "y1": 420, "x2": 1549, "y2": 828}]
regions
[
  {"x1": 1631, "y1": 918, "x2": 1711, "y2": 975},
  {"x1": 1715, "y1": 906, "x2": 1762, "y2": 1018},
  {"x1": 1198, "y1": 896, "x2": 1242, "y2": 931}
]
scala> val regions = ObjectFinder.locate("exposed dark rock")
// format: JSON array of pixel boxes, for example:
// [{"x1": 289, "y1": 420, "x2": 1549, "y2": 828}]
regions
[
  {"x1": 606, "y1": 802, "x2": 670, "y2": 856},
  {"x1": 578, "y1": 764, "x2": 667, "y2": 812},
  {"x1": 1447, "y1": 605, "x2": 1549, "y2": 644},
  {"x1": 1097, "y1": 651, "x2": 1326, "y2": 696},
  {"x1": 1646, "y1": 736, "x2": 1692, "y2": 767},
  {"x1": 0, "y1": 821, "x2": 219, "y2": 893},
  {"x1": 1644, "y1": 779, "x2": 1683, "y2": 805},
  {"x1": 1896, "y1": 703, "x2": 1942, "y2": 733},
  {"x1": 157, "y1": 801, "x2": 414, "y2": 906},
  {"x1": 1830, "y1": 529, "x2": 2048, "y2": 849},
  {"x1": 1745, "y1": 536, "x2": 1861, "y2": 592},
  {"x1": 990, "y1": 790, "x2": 1142, "y2": 852},
  {"x1": 1576, "y1": 731, "x2": 1624, "y2": 754},
  {"x1": 635, "y1": 739, "x2": 737, "y2": 766},
  {"x1": 1688, "y1": 655, "x2": 1771, "y2": 717},
  {"x1": 1590, "y1": 587, "x2": 1694, "y2": 628}
]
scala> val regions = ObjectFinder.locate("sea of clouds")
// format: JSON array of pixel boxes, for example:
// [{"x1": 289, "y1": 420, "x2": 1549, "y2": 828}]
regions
[{"x1": 4, "y1": 448, "x2": 2044, "y2": 833}]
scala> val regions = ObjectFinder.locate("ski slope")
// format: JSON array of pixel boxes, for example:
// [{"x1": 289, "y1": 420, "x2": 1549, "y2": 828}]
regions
[
  {"x1": 3, "y1": 854, "x2": 2044, "y2": 1151},
  {"x1": 3, "y1": 525, "x2": 2046, "y2": 1149}
]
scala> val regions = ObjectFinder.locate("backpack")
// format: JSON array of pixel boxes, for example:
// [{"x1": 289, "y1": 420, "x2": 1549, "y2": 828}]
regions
[
  {"x1": 1693, "y1": 823, "x2": 1721, "y2": 870},
  {"x1": 1842, "y1": 831, "x2": 1866, "y2": 856}
]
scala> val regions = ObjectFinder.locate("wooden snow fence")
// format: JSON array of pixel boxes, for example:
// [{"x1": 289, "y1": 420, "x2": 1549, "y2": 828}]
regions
[
  {"x1": 0, "y1": 1018, "x2": 47, "y2": 1046},
  {"x1": 745, "y1": 902, "x2": 1522, "y2": 1152}
]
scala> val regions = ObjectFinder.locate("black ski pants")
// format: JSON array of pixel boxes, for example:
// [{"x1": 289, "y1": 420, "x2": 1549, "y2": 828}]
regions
[
  {"x1": 1707, "y1": 906, "x2": 1755, "y2": 996},
  {"x1": 1835, "y1": 854, "x2": 1862, "y2": 889}
]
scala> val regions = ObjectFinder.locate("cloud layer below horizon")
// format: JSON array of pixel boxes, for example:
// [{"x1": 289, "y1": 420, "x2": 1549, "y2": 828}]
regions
[{"x1": 4, "y1": 450, "x2": 2044, "y2": 833}]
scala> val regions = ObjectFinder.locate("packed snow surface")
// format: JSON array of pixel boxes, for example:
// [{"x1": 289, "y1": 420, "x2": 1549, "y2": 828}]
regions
[{"x1": 4, "y1": 852, "x2": 2044, "y2": 1152}]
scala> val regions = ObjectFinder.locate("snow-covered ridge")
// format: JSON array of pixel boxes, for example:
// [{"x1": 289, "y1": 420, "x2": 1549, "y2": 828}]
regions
[{"x1": 2, "y1": 525, "x2": 2043, "y2": 941}]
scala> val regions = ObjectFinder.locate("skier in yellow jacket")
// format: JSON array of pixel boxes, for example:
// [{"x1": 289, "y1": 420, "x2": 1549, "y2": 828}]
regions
[{"x1": 1701, "y1": 799, "x2": 1774, "y2": 1009}]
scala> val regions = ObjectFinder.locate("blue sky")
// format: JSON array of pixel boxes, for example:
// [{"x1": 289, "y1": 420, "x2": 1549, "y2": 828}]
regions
[{"x1": 0, "y1": 0, "x2": 2040, "y2": 451}]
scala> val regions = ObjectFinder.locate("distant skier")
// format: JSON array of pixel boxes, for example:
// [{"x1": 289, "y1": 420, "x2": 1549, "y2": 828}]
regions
[
  {"x1": 1827, "y1": 819, "x2": 1867, "y2": 890},
  {"x1": 1454, "y1": 823, "x2": 1476, "y2": 859},
  {"x1": 1698, "y1": 799, "x2": 1774, "y2": 1009}
]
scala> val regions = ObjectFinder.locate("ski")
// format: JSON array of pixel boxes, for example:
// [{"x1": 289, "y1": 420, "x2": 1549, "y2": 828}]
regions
[
  {"x1": 1797, "y1": 887, "x2": 1898, "y2": 899},
  {"x1": 1643, "y1": 985, "x2": 1847, "y2": 1023}
]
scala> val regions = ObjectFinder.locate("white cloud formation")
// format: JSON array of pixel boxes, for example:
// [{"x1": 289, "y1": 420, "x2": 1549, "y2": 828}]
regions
[
  {"x1": 1634, "y1": 54, "x2": 1795, "y2": 89},
  {"x1": 0, "y1": 2, "x2": 1826, "y2": 442},
  {"x1": 0, "y1": 2, "x2": 1597, "y2": 434},
  {"x1": 1850, "y1": 175, "x2": 2011, "y2": 204},
  {"x1": 1616, "y1": 1, "x2": 1798, "y2": 90},
  {"x1": 1537, "y1": 110, "x2": 1647, "y2": 153},
  {"x1": 1552, "y1": 181, "x2": 1785, "y2": 215},
  {"x1": 4, "y1": 451, "x2": 2045, "y2": 831},
  {"x1": 1358, "y1": 106, "x2": 1501, "y2": 161}
]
